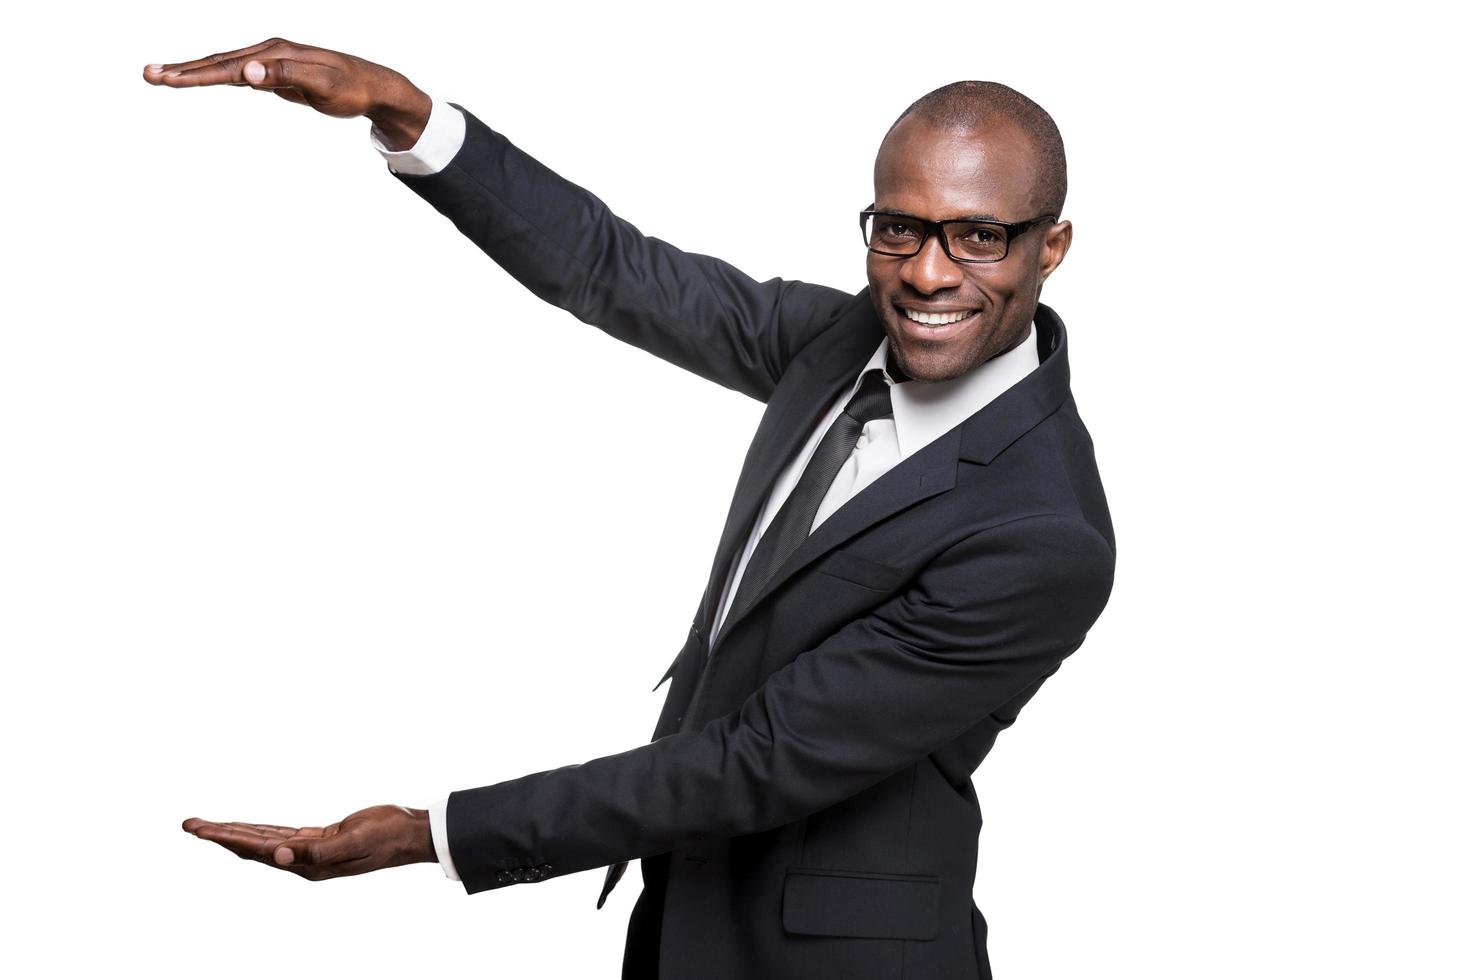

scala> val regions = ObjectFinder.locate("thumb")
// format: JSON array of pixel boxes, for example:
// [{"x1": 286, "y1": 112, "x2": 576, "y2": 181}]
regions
[
  {"x1": 274, "y1": 833, "x2": 345, "y2": 867},
  {"x1": 240, "y1": 58, "x2": 329, "y2": 93}
]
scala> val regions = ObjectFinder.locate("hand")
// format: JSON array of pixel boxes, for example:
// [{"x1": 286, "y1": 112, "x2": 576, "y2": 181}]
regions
[
  {"x1": 182, "y1": 804, "x2": 436, "y2": 881},
  {"x1": 142, "y1": 37, "x2": 432, "y2": 150}
]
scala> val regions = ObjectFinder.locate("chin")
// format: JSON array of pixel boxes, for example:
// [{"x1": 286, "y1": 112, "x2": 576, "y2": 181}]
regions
[
  {"x1": 885, "y1": 319, "x2": 989, "y2": 383},
  {"x1": 887, "y1": 338, "x2": 976, "y2": 383}
]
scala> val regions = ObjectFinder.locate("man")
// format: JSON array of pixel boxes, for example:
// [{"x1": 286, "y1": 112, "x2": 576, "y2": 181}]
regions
[{"x1": 148, "y1": 38, "x2": 1115, "y2": 980}]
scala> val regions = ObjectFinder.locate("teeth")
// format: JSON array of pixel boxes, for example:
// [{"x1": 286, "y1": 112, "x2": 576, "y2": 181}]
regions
[{"x1": 901, "y1": 308, "x2": 974, "y2": 325}]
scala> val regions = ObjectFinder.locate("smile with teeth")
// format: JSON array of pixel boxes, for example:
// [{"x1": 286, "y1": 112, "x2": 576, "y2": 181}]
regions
[{"x1": 900, "y1": 307, "x2": 977, "y2": 325}]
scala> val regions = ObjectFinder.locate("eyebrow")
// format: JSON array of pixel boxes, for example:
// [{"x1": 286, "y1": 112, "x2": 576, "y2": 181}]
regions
[{"x1": 873, "y1": 206, "x2": 1005, "y2": 223}]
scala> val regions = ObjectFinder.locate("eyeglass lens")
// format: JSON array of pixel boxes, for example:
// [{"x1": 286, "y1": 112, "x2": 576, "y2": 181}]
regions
[{"x1": 864, "y1": 214, "x2": 1010, "y2": 262}]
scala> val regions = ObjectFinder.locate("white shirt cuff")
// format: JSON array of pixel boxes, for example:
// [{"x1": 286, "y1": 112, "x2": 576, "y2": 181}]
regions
[
  {"x1": 428, "y1": 796, "x2": 462, "y2": 881},
  {"x1": 369, "y1": 95, "x2": 466, "y2": 176}
]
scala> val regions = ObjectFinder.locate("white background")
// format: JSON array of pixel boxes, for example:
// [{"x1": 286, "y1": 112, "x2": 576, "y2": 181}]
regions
[{"x1": 3, "y1": 1, "x2": 1463, "y2": 977}]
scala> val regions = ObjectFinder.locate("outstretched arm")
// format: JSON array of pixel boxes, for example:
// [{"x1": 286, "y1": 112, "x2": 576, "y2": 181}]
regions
[
  {"x1": 143, "y1": 38, "x2": 855, "y2": 402},
  {"x1": 443, "y1": 514, "x2": 1114, "y2": 893},
  {"x1": 384, "y1": 101, "x2": 855, "y2": 400},
  {"x1": 180, "y1": 515, "x2": 1112, "y2": 887}
]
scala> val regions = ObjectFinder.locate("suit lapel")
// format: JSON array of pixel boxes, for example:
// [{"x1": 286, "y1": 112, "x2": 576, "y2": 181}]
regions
[
  {"x1": 955, "y1": 303, "x2": 1069, "y2": 465},
  {"x1": 707, "y1": 425, "x2": 961, "y2": 656},
  {"x1": 695, "y1": 295, "x2": 886, "y2": 636},
  {"x1": 700, "y1": 300, "x2": 1072, "y2": 654}
]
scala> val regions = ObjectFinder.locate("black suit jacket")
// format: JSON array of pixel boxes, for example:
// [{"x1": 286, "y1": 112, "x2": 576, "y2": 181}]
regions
[{"x1": 391, "y1": 103, "x2": 1116, "y2": 980}]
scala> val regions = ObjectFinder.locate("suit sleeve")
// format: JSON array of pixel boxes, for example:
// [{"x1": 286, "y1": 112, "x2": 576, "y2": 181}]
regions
[
  {"x1": 444, "y1": 514, "x2": 1116, "y2": 894},
  {"x1": 387, "y1": 102, "x2": 857, "y2": 402}
]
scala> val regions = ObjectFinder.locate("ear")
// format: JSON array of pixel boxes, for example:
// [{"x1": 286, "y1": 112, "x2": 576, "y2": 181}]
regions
[{"x1": 1037, "y1": 219, "x2": 1072, "y2": 284}]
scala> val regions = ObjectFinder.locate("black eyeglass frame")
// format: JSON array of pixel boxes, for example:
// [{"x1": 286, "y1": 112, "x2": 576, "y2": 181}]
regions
[{"x1": 858, "y1": 207, "x2": 1059, "y2": 264}]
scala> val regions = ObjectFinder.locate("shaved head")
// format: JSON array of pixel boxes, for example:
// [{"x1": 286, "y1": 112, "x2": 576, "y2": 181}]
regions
[
  {"x1": 865, "y1": 80, "x2": 1074, "y2": 382},
  {"x1": 881, "y1": 81, "x2": 1067, "y2": 216}
]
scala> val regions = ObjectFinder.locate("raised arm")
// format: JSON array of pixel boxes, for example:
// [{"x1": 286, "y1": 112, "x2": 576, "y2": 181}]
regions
[
  {"x1": 382, "y1": 101, "x2": 855, "y2": 400},
  {"x1": 143, "y1": 38, "x2": 855, "y2": 401}
]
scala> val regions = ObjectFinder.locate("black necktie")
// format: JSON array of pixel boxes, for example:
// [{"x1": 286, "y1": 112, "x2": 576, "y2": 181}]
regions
[{"x1": 721, "y1": 368, "x2": 895, "y2": 632}]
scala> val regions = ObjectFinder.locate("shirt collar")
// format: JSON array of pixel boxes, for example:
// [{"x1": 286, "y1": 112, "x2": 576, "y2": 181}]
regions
[{"x1": 849, "y1": 321, "x2": 1043, "y2": 460}]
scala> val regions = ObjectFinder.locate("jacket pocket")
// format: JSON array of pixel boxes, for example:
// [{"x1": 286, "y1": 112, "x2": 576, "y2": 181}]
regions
[
  {"x1": 814, "y1": 549, "x2": 906, "y2": 592},
  {"x1": 781, "y1": 867, "x2": 941, "y2": 941}
]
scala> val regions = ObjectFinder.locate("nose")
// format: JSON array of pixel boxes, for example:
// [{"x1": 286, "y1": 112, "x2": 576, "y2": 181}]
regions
[{"x1": 899, "y1": 234, "x2": 964, "y2": 294}]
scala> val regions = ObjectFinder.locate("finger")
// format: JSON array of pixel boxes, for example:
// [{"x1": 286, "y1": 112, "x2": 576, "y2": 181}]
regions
[
  {"x1": 282, "y1": 825, "x2": 329, "y2": 838},
  {"x1": 183, "y1": 817, "x2": 282, "y2": 836},
  {"x1": 147, "y1": 38, "x2": 287, "y2": 75},
  {"x1": 183, "y1": 817, "x2": 267, "y2": 835},
  {"x1": 185, "y1": 818, "x2": 315, "y2": 842},
  {"x1": 150, "y1": 56, "x2": 266, "y2": 88},
  {"x1": 209, "y1": 823, "x2": 297, "y2": 844},
  {"x1": 191, "y1": 824, "x2": 285, "y2": 863},
  {"x1": 158, "y1": 57, "x2": 335, "y2": 94},
  {"x1": 223, "y1": 822, "x2": 300, "y2": 837},
  {"x1": 273, "y1": 87, "x2": 310, "y2": 105},
  {"x1": 195, "y1": 823, "x2": 275, "y2": 841}
]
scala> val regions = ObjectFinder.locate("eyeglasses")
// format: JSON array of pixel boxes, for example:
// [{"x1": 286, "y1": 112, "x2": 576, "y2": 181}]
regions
[{"x1": 859, "y1": 207, "x2": 1057, "y2": 263}]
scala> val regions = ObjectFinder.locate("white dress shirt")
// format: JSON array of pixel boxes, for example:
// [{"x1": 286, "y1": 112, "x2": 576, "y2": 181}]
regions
[
  {"x1": 711, "y1": 330, "x2": 1041, "y2": 643},
  {"x1": 369, "y1": 97, "x2": 1042, "y2": 883}
]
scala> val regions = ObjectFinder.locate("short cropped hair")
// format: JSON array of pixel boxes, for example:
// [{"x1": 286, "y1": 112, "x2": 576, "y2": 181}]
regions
[{"x1": 883, "y1": 81, "x2": 1067, "y2": 215}]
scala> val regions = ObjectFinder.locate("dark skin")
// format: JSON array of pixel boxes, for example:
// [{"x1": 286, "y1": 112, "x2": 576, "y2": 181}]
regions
[
  {"x1": 142, "y1": 38, "x2": 430, "y2": 150},
  {"x1": 180, "y1": 807, "x2": 436, "y2": 880},
  {"x1": 869, "y1": 116, "x2": 1072, "y2": 383},
  {"x1": 147, "y1": 38, "x2": 1071, "y2": 880}
]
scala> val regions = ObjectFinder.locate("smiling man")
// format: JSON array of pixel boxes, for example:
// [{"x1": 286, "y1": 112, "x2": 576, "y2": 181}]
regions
[
  {"x1": 865, "y1": 88, "x2": 1070, "y2": 385},
  {"x1": 149, "y1": 39, "x2": 1114, "y2": 980}
]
